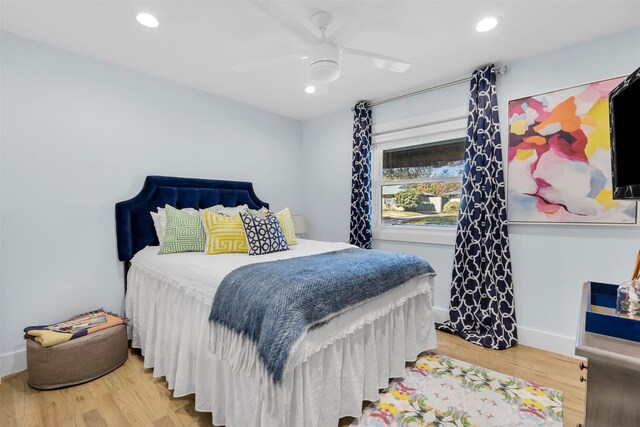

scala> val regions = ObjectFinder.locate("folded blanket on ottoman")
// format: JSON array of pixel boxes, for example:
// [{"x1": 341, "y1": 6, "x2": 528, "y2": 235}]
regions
[{"x1": 24, "y1": 309, "x2": 126, "y2": 347}]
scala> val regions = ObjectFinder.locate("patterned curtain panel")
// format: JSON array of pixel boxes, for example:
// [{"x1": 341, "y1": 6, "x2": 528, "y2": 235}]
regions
[
  {"x1": 349, "y1": 101, "x2": 373, "y2": 249},
  {"x1": 437, "y1": 65, "x2": 517, "y2": 349}
]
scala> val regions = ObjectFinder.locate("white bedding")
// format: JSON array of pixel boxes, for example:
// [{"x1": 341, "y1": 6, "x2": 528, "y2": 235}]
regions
[
  {"x1": 130, "y1": 239, "x2": 355, "y2": 304},
  {"x1": 126, "y1": 239, "x2": 437, "y2": 427}
]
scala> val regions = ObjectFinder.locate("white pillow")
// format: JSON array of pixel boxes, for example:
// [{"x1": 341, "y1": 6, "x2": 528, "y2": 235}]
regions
[
  {"x1": 217, "y1": 204, "x2": 249, "y2": 217},
  {"x1": 150, "y1": 211, "x2": 164, "y2": 245},
  {"x1": 150, "y1": 206, "x2": 210, "y2": 246}
]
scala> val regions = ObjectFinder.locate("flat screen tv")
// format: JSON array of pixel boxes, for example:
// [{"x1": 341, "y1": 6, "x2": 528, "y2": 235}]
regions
[{"x1": 610, "y1": 66, "x2": 640, "y2": 200}]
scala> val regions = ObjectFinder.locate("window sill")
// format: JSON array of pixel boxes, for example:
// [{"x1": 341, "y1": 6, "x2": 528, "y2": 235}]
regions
[{"x1": 373, "y1": 226, "x2": 456, "y2": 246}]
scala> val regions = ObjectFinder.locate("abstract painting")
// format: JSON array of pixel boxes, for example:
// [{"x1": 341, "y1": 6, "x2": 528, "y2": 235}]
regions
[{"x1": 507, "y1": 77, "x2": 637, "y2": 224}]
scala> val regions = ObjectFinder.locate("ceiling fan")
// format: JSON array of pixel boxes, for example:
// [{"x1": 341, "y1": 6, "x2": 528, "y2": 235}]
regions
[{"x1": 233, "y1": 0, "x2": 412, "y2": 88}]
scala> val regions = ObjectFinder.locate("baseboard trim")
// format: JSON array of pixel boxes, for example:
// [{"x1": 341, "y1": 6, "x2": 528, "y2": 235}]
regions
[
  {"x1": 432, "y1": 306, "x2": 576, "y2": 357},
  {"x1": 0, "y1": 349, "x2": 27, "y2": 381},
  {"x1": 516, "y1": 325, "x2": 577, "y2": 357}
]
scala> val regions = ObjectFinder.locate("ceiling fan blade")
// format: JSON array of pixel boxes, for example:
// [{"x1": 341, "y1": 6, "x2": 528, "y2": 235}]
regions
[
  {"x1": 329, "y1": 0, "x2": 408, "y2": 46},
  {"x1": 232, "y1": 51, "x2": 308, "y2": 72},
  {"x1": 248, "y1": 0, "x2": 320, "y2": 46},
  {"x1": 342, "y1": 47, "x2": 411, "y2": 73}
]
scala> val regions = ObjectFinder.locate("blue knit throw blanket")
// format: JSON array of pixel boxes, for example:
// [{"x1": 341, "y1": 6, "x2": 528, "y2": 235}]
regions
[{"x1": 209, "y1": 248, "x2": 434, "y2": 383}]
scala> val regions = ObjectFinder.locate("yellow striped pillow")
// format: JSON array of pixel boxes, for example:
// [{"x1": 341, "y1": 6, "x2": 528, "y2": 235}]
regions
[
  {"x1": 201, "y1": 211, "x2": 248, "y2": 254},
  {"x1": 276, "y1": 208, "x2": 298, "y2": 246}
]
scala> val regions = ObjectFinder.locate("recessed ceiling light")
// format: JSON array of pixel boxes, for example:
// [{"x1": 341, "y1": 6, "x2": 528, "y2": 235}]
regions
[
  {"x1": 476, "y1": 17, "x2": 499, "y2": 33},
  {"x1": 136, "y1": 12, "x2": 159, "y2": 28},
  {"x1": 304, "y1": 85, "x2": 316, "y2": 94}
]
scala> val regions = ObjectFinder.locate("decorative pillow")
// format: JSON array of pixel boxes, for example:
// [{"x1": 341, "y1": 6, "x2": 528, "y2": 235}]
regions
[
  {"x1": 248, "y1": 207, "x2": 269, "y2": 218},
  {"x1": 151, "y1": 205, "x2": 220, "y2": 245},
  {"x1": 276, "y1": 208, "x2": 298, "y2": 246},
  {"x1": 158, "y1": 205, "x2": 206, "y2": 254},
  {"x1": 201, "y1": 211, "x2": 248, "y2": 254},
  {"x1": 240, "y1": 211, "x2": 289, "y2": 256},
  {"x1": 202, "y1": 205, "x2": 224, "y2": 214},
  {"x1": 150, "y1": 211, "x2": 164, "y2": 244},
  {"x1": 217, "y1": 205, "x2": 249, "y2": 217}
]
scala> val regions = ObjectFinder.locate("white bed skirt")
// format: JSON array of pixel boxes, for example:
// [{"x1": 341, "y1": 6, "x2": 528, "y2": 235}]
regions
[{"x1": 126, "y1": 265, "x2": 437, "y2": 427}]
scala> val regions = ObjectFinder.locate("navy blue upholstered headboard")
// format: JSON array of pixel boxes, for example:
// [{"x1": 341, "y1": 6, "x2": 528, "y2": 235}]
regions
[{"x1": 115, "y1": 176, "x2": 269, "y2": 262}]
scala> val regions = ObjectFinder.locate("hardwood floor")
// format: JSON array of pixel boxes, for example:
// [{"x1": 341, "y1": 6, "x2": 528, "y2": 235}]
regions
[{"x1": 1, "y1": 331, "x2": 585, "y2": 426}]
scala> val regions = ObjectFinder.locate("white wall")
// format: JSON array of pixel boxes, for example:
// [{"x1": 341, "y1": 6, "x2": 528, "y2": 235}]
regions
[
  {"x1": 301, "y1": 111, "x2": 353, "y2": 242},
  {"x1": 0, "y1": 32, "x2": 303, "y2": 376},
  {"x1": 301, "y1": 27, "x2": 640, "y2": 355}
]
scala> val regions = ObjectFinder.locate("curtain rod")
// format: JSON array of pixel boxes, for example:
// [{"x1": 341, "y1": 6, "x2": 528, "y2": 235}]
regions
[{"x1": 352, "y1": 65, "x2": 508, "y2": 111}]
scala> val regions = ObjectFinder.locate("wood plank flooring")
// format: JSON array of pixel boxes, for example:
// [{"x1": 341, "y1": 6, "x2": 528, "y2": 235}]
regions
[{"x1": 1, "y1": 331, "x2": 585, "y2": 426}]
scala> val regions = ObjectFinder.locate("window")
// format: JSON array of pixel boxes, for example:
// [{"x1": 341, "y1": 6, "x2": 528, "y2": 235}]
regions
[
  {"x1": 381, "y1": 139, "x2": 464, "y2": 227},
  {"x1": 372, "y1": 108, "x2": 467, "y2": 245}
]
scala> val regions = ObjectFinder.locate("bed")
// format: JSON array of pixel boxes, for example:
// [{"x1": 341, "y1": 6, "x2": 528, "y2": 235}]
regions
[{"x1": 116, "y1": 176, "x2": 437, "y2": 427}]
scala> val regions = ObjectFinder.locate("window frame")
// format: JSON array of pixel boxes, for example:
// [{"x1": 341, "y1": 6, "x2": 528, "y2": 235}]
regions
[{"x1": 372, "y1": 107, "x2": 468, "y2": 246}]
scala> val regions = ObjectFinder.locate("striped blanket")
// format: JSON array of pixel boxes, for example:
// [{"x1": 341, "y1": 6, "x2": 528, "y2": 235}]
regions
[{"x1": 24, "y1": 309, "x2": 126, "y2": 347}]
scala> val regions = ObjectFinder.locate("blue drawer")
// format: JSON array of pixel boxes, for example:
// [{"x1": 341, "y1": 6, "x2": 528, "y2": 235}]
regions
[{"x1": 586, "y1": 281, "x2": 640, "y2": 343}]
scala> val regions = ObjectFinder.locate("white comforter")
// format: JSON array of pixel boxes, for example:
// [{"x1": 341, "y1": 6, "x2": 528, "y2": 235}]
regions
[
  {"x1": 131, "y1": 239, "x2": 355, "y2": 304},
  {"x1": 126, "y1": 239, "x2": 437, "y2": 427}
]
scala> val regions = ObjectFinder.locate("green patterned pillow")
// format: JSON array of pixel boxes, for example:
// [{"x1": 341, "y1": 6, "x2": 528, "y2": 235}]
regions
[{"x1": 158, "y1": 205, "x2": 206, "y2": 254}]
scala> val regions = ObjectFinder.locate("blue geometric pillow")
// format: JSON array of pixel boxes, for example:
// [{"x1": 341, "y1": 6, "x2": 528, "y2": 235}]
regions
[{"x1": 239, "y1": 211, "x2": 289, "y2": 256}]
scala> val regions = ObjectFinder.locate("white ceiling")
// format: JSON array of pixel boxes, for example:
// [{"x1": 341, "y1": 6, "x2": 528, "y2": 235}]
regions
[{"x1": 2, "y1": 1, "x2": 640, "y2": 121}]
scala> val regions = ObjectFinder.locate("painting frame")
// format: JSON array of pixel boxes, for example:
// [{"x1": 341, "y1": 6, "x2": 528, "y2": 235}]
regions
[{"x1": 506, "y1": 75, "x2": 638, "y2": 226}]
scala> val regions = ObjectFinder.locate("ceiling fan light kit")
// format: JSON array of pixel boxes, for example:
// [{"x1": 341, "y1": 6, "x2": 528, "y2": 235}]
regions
[{"x1": 308, "y1": 43, "x2": 341, "y2": 83}]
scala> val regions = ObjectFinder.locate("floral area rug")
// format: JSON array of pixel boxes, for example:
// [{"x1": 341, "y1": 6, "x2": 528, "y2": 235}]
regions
[{"x1": 350, "y1": 352, "x2": 563, "y2": 427}]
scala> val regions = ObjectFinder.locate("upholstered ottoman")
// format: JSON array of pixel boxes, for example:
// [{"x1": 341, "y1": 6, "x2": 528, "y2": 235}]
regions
[{"x1": 27, "y1": 324, "x2": 128, "y2": 389}]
